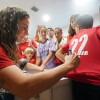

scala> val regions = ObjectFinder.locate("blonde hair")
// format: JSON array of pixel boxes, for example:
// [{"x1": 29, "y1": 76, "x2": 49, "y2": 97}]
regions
[
  {"x1": 24, "y1": 47, "x2": 34, "y2": 55},
  {"x1": 40, "y1": 26, "x2": 47, "y2": 32},
  {"x1": 25, "y1": 35, "x2": 29, "y2": 40}
]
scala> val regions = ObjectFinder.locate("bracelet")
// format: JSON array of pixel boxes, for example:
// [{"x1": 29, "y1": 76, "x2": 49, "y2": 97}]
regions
[{"x1": 19, "y1": 60, "x2": 28, "y2": 70}]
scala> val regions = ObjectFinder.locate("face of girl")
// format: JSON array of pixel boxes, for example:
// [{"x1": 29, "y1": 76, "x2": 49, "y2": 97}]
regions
[
  {"x1": 70, "y1": 18, "x2": 76, "y2": 30},
  {"x1": 17, "y1": 18, "x2": 29, "y2": 43},
  {"x1": 26, "y1": 51, "x2": 34, "y2": 59},
  {"x1": 22, "y1": 35, "x2": 29, "y2": 42},
  {"x1": 54, "y1": 29, "x2": 62, "y2": 41},
  {"x1": 40, "y1": 28, "x2": 47, "y2": 38}
]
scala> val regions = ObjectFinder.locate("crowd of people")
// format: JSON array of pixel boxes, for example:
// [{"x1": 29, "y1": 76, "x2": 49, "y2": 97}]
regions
[{"x1": 0, "y1": 6, "x2": 99, "y2": 100}]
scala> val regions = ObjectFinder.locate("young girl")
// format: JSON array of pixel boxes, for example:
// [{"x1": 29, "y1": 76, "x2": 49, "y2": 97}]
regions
[
  {"x1": 36, "y1": 27, "x2": 56, "y2": 69},
  {"x1": 35, "y1": 25, "x2": 56, "y2": 43},
  {"x1": 67, "y1": 14, "x2": 79, "y2": 43},
  {"x1": 18, "y1": 35, "x2": 37, "y2": 57},
  {"x1": 24, "y1": 47, "x2": 36, "y2": 64},
  {"x1": 0, "y1": 6, "x2": 80, "y2": 100},
  {"x1": 34, "y1": 25, "x2": 45, "y2": 43}
]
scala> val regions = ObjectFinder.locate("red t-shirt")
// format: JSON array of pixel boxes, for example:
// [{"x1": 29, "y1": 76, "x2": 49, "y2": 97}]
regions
[
  {"x1": 67, "y1": 35, "x2": 74, "y2": 44},
  {"x1": 0, "y1": 46, "x2": 15, "y2": 69},
  {"x1": 18, "y1": 40, "x2": 37, "y2": 57},
  {"x1": 23, "y1": 55, "x2": 36, "y2": 64},
  {"x1": 29, "y1": 58, "x2": 36, "y2": 64},
  {"x1": 62, "y1": 26, "x2": 100, "y2": 85}
]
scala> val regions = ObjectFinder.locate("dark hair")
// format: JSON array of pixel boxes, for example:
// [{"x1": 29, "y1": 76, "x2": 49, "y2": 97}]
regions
[
  {"x1": 75, "y1": 14, "x2": 93, "y2": 29},
  {"x1": 47, "y1": 28, "x2": 53, "y2": 31},
  {"x1": 70, "y1": 14, "x2": 79, "y2": 23},
  {"x1": 68, "y1": 14, "x2": 79, "y2": 36},
  {"x1": 54, "y1": 27, "x2": 62, "y2": 32},
  {"x1": 0, "y1": 7, "x2": 29, "y2": 64}
]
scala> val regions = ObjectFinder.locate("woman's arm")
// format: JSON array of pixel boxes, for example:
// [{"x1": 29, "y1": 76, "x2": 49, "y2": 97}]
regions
[
  {"x1": 34, "y1": 25, "x2": 42, "y2": 43},
  {"x1": 36, "y1": 57, "x2": 41, "y2": 66},
  {"x1": 55, "y1": 48, "x2": 65, "y2": 62},
  {"x1": 28, "y1": 39, "x2": 37, "y2": 53},
  {"x1": 34, "y1": 32, "x2": 41, "y2": 43},
  {"x1": 40, "y1": 51, "x2": 53, "y2": 69},
  {"x1": 18, "y1": 58, "x2": 42, "y2": 73},
  {"x1": 0, "y1": 53, "x2": 80, "y2": 100}
]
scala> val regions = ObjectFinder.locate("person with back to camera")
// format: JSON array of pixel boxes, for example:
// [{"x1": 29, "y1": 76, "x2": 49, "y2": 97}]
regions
[
  {"x1": 0, "y1": 6, "x2": 80, "y2": 100},
  {"x1": 56, "y1": 14, "x2": 100, "y2": 100}
]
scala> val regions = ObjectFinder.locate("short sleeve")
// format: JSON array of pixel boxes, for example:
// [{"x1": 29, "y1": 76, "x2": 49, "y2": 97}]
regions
[
  {"x1": 32, "y1": 40, "x2": 37, "y2": 48},
  {"x1": 36, "y1": 44, "x2": 41, "y2": 57},
  {"x1": 61, "y1": 44, "x2": 69, "y2": 53},
  {"x1": 49, "y1": 39, "x2": 55, "y2": 52},
  {"x1": 18, "y1": 52, "x2": 22, "y2": 59},
  {"x1": 96, "y1": 26, "x2": 100, "y2": 39},
  {"x1": 0, "y1": 47, "x2": 15, "y2": 69}
]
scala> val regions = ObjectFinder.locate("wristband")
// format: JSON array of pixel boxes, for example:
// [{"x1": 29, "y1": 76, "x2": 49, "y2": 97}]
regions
[{"x1": 19, "y1": 60, "x2": 28, "y2": 70}]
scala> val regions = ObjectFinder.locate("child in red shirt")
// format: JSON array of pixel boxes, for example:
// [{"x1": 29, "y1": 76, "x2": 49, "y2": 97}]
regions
[{"x1": 24, "y1": 47, "x2": 36, "y2": 64}]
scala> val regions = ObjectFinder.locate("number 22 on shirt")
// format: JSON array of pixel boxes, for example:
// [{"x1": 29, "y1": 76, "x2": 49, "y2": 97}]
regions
[{"x1": 71, "y1": 34, "x2": 88, "y2": 55}]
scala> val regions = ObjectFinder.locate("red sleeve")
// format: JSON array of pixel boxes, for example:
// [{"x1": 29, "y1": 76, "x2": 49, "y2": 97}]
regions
[
  {"x1": 67, "y1": 35, "x2": 73, "y2": 44},
  {"x1": 0, "y1": 47, "x2": 15, "y2": 69},
  {"x1": 29, "y1": 57, "x2": 36, "y2": 64},
  {"x1": 61, "y1": 44, "x2": 69, "y2": 53},
  {"x1": 18, "y1": 52, "x2": 22, "y2": 59},
  {"x1": 32, "y1": 40, "x2": 37, "y2": 48},
  {"x1": 96, "y1": 26, "x2": 100, "y2": 39}
]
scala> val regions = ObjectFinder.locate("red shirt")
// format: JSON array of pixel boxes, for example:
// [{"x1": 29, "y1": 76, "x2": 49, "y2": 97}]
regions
[
  {"x1": 55, "y1": 46, "x2": 63, "y2": 65},
  {"x1": 23, "y1": 55, "x2": 36, "y2": 64},
  {"x1": 18, "y1": 40, "x2": 37, "y2": 57},
  {"x1": 67, "y1": 35, "x2": 74, "y2": 44},
  {"x1": 62, "y1": 26, "x2": 100, "y2": 85},
  {"x1": 29, "y1": 58, "x2": 36, "y2": 64},
  {"x1": 0, "y1": 46, "x2": 15, "y2": 69}
]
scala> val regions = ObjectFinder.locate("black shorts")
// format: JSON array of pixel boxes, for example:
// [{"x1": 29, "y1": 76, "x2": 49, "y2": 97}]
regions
[{"x1": 71, "y1": 80, "x2": 100, "y2": 100}]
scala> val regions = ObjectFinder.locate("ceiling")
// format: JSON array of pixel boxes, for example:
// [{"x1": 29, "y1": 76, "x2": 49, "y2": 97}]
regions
[{"x1": 0, "y1": 0, "x2": 100, "y2": 38}]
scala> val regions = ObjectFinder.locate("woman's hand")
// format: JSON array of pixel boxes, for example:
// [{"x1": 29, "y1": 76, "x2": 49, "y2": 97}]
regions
[{"x1": 65, "y1": 53, "x2": 80, "y2": 71}]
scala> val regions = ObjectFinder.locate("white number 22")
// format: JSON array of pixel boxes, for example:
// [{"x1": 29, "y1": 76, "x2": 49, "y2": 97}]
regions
[{"x1": 71, "y1": 34, "x2": 88, "y2": 55}]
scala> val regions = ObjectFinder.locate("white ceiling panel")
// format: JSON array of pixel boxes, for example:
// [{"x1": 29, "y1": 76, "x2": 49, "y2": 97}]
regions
[{"x1": 0, "y1": 0, "x2": 99, "y2": 38}]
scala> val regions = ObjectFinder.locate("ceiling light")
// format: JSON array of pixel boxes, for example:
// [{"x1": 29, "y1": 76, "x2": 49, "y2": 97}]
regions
[
  {"x1": 74, "y1": 0, "x2": 93, "y2": 6},
  {"x1": 43, "y1": 14, "x2": 50, "y2": 22}
]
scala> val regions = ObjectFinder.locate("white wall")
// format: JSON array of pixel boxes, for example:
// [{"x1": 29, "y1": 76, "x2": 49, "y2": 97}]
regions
[
  {"x1": 29, "y1": 13, "x2": 100, "y2": 40},
  {"x1": 61, "y1": 25, "x2": 68, "y2": 37},
  {"x1": 93, "y1": 13, "x2": 100, "y2": 27},
  {"x1": 61, "y1": 13, "x2": 100, "y2": 38}
]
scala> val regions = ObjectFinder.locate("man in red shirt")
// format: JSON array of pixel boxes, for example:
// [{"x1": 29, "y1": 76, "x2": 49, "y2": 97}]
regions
[{"x1": 56, "y1": 14, "x2": 100, "y2": 100}]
